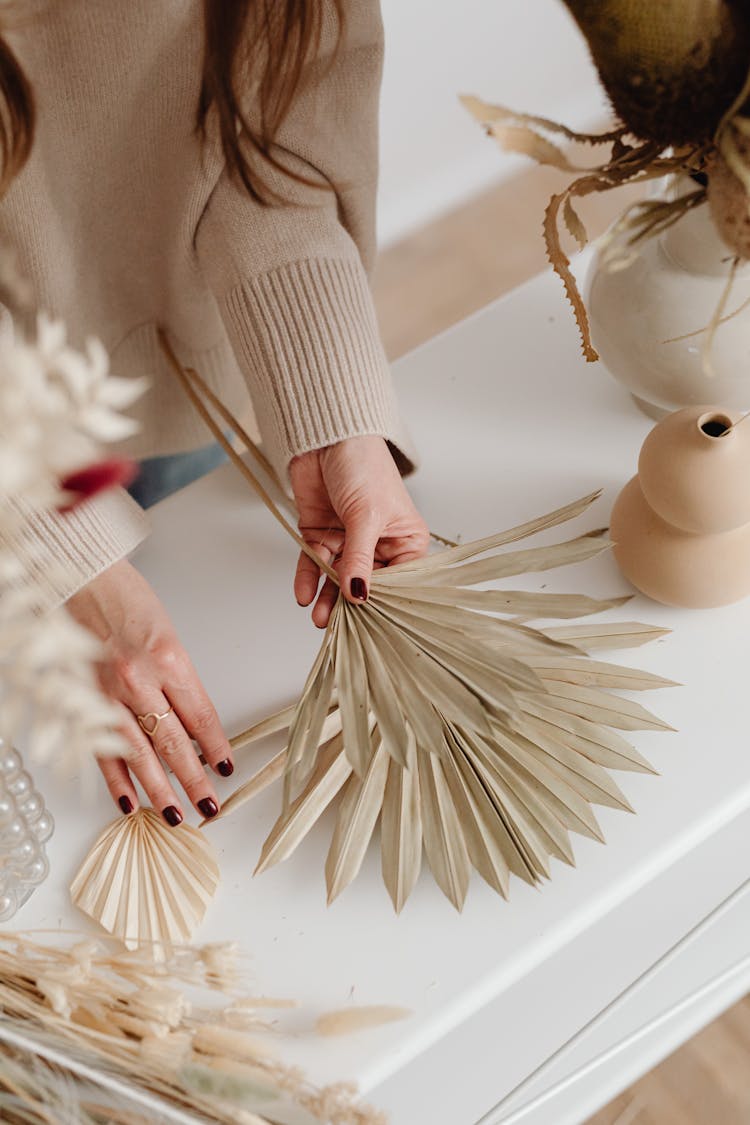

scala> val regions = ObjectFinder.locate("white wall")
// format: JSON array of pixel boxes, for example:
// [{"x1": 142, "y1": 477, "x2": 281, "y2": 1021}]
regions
[{"x1": 377, "y1": 0, "x2": 608, "y2": 246}]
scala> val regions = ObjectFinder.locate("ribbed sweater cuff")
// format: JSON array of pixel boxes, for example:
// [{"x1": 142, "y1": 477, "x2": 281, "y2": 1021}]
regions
[
  {"x1": 2, "y1": 488, "x2": 149, "y2": 609},
  {"x1": 220, "y1": 257, "x2": 417, "y2": 478}
]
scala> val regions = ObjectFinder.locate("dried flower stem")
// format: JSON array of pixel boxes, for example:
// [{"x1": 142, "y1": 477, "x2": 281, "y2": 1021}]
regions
[
  {"x1": 157, "y1": 328, "x2": 337, "y2": 585},
  {"x1": 0, "y1": 932, "x2": 383, "y2": 1125}
]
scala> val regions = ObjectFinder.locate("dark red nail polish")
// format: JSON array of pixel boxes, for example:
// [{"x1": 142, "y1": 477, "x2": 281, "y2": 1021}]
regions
[
  {"x1": 217, "y1": 758, "x2": 234, "y2": 777},
  {"x1": 198, "y1": 797, "x2": 219, "y2": 818},
  {"x1": 162, "y1": 805, "x2": 183, "y2": 827},
  {"x1": 118, "y1": 795, "x2": 133, "y2": 815},
  {"x1": 350, "y1": 576, "x2": 367, "y2": 601}
]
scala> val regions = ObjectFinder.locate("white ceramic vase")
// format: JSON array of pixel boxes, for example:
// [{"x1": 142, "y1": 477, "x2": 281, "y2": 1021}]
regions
[{"x1": 586, "y1": 186, "x2": 750, "y2": 419}]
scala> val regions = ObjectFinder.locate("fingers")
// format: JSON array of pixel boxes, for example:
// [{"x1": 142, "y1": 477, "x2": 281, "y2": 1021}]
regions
[
  {"x1": 294, "y1": 532, "x2": 341, "y2": 609},
  {"x1": 337, "y1": 509, "x2": 380, "y2": 605},
  {"x1": 70, "y1": 562, "x2": 230, "y2": 824},
  {"x1": 295, "y1": 550, "x2": 321, "y2": 607},
  {"x1": 167, "y1": 668, "x2": 233, "y2": 779},
  {"x1": 96, "y1": 749, "x2": 138, "y2": 815},
  {"x1": 101, "y1": 694, "x2": 223, "y2": 824},
  {"x1": 146, "y1": 704, "x2": 220, "y2": 820},
  {"x1": 312, "y1": 576, "x2": 340, "y2": 629},
  {"x1": 100, "y1": 703, "x2": 184, "y2": 825},
  {"x1": 387, "y1": 530, "x2": 432, "y2": 569}
]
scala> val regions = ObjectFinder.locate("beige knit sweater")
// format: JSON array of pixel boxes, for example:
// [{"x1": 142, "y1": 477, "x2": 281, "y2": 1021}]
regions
[{"x1": 1, "y1": 0, "x2": 414, "y2": 603}]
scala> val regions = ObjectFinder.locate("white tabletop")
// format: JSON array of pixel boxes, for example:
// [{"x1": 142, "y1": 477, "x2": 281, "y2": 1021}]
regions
[{"x1": 15, "y1": 265, "x2": 750, "y2": 1125}]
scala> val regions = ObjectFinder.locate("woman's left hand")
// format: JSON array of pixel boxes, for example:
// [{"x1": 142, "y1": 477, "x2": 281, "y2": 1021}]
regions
[{"x1": 290, "y1": 435, "x2": 430, "y2": 627}]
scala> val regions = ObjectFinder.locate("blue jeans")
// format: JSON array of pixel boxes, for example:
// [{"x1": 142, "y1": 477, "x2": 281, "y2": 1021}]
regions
[{"x1": 128, "y1": 441, "x2": 227, "y2": 509}]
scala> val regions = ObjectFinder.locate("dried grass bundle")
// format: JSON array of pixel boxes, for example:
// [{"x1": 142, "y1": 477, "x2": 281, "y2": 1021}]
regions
[
  {"x1": 0, "y1": 931, "x2": 384, "y2": 1125},
  {"x1": 157, "y1": 340, "x2": 675, "y2": 912}
]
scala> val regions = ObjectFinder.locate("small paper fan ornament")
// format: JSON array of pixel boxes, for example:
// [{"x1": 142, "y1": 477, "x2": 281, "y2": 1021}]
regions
[
  {"x1": 156, "y1": 337, "x2": 677, "y2": 913},
  {"x1": 71, "y1": 808, "x2": 220, "y2": 957}
]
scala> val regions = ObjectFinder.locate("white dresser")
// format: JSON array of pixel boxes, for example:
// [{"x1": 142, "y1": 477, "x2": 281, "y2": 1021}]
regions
[{"x1": 16, "y1": 266, "x2": 750, "y2": 1125}]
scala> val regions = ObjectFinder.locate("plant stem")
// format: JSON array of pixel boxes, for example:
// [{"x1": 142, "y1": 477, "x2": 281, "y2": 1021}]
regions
[{"x1": 158, "y1": 328, "x2": 338, "y2": 584}]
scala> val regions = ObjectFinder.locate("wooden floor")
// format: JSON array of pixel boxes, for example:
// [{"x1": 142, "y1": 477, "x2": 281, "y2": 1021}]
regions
[{"x1": 372, "y1": 167, "x2": 750, "y2": 1125}]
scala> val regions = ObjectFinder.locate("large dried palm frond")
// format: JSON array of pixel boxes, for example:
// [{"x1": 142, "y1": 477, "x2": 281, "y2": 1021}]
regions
[
  {"x1": 220, "y1": 495, "x2": 675, "y2": 911},
  {"x1": 155, "y1": 341, "x2": 676, "y2": 911}
]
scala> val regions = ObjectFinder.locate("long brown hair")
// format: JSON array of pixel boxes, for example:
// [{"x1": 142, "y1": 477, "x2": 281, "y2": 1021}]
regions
[
  {"x1": 0, "y1": 1, "x2": 341, "y2": 202},
  {"x1": 199, "y1": 0, "x2": 343, "y2": 203},
  {"x1": 0, "y1": 32, "x2": 33, "y2": 197}
]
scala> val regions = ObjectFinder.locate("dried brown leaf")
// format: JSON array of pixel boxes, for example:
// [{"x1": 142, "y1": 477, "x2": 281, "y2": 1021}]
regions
[
  {"x1": 489, "y1": 720, "x2": 605, "y2": 842},
  {"x1": 417, "y1": 750, "x2": 471, "y2": 910},
  {"x1": 335, "y1": 605, "x2": 372, "y2": 777},
  {"x1": 464, "y1": 729, "x2": 576, "y2": 867},
  {"x1": 383, "y1": 491, "x2": 602, "y2": 575},
  {"x1": 541, "y1": 622, "x2": 671, "y2": 650},
  {"x1": 325, "y1": 735, "x2": 390, "y2": 903},
  {"x1": 373, "y1": 595, "x2": 530, "y2": 711},
  {"x1": 255, "y1": 735, "x2": 351, "y2": 875},
  {"x1": 563, "y1": 195, "x2": 589, "y2": 250},
  {"x1": 440, "y1": 737, "x2": 512, "y2": 897},
  {"x1": 211, "y1": 746, "x2": 288, "y2": 823},
  {"x1": 527, "y1": 655, "x2": 678, "y2": 690},
  {"x1": 544, "y1": 181, "x2": 603, "y2": 362},
  {"x1": 378, "y1": 584, "x2": 630, "y2": 621},
  {"x1": 458, "y1": 731, "x2": 553, "y2": 880},
  {"x1": 380, "y1": 729, "x2": 422, "y2": 912},
  {"x1": 229, "y1": 704, "x2": 297, "y2": 753},
  {"x1": 484, "y1": 123, "x2": 582, "y2": 171},
  {"x1": 374, "y1": 530, "x2": 612, "y2": 589},
  {"x1": 352, "y1": 613, "x2": 414, "y2": 768},
  {"x1": 537, "y1": 680, "x2": 674, "y2": 732},
  {"x1": 460, "y1": 95, "x2": 623, "y2": 145},
  {"x1": 361, "y1": 610, "x2": 456, "y2": 753}
]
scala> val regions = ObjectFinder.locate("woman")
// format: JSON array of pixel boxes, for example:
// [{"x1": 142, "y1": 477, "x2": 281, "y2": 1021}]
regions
[{"x1": 1, "y1": 2, "x2": 429, "y2": 824}]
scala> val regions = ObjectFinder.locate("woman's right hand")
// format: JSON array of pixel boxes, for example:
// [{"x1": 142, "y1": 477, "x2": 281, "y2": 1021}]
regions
[{"x1": 67, "y1": 559, "x2": 233, "y2": 824}]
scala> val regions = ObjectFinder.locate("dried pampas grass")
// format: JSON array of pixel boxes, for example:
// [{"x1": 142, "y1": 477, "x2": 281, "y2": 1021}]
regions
[
  {"x1": 154, "y1": 340, "x2": 675, "y2": 912},
  {"x1": 0, "y1": 931, "x2": 384, "y2": 1125}
]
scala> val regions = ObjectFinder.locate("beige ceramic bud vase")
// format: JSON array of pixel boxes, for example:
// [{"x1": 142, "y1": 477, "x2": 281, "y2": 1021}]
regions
[{"x1": 610, "y1": 405, "x2": 750, "y2": 607}]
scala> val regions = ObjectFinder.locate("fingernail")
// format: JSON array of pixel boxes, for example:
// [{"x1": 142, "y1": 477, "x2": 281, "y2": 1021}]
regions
[
  {"x1": 217, "y1": 758, "x2": 234, "y2": 777},
  {"x1": 162, "y1": 805, "x2": 183, "y2": 827},
  {"x1": 198, "y1": 797, "x2": 219, "y2": 818},
  {"x1": 350, "y1": 576, "x2": 367, "y2": 601},
  {"x1": 118, "y1": 795, "x2": 133, "y2": 815}
]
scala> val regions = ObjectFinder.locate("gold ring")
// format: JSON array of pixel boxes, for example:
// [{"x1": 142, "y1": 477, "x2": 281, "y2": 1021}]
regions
[{"x1": 137, "y1": 707, "x2": 173, "y2": 738}]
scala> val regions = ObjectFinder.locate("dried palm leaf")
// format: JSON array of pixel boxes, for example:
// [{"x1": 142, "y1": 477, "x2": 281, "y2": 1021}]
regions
[
  {"x1": 70, "y1": 809, "x2": 220, "y2": 958},
  {"x1": 541, "y1": 621, "x2": 670, "y2": 649},
  {"x1": 153, "y1": 345, "x2": 675, "y2": 913}
]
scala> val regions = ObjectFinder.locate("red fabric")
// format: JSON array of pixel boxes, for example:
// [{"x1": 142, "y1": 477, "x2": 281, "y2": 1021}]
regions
[{"x1": 59, "y1": 458, "x2": 137, "y2": 511}]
